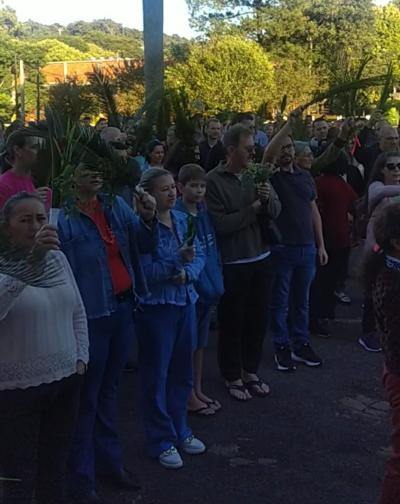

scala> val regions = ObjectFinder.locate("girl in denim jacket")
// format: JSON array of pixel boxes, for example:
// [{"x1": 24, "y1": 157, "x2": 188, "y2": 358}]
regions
[{"x1": 138, "y1": 168, "x2": 206, "y2": 469}]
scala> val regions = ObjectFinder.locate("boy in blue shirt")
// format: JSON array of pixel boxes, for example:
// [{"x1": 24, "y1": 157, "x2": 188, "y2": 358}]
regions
[{"x1": 176, "y1": 164, "x2": 225, "y2": 416}]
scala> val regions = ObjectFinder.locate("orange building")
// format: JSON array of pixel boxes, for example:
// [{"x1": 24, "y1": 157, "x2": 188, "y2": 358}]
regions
[{"x1": 41, "y1": 58, "x2": 143, "y2": 85}]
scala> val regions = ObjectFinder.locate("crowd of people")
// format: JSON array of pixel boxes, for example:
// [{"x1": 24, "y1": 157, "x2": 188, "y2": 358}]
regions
[{"x1": 0, "y1": 107, "x2": 399, "y2": 504}]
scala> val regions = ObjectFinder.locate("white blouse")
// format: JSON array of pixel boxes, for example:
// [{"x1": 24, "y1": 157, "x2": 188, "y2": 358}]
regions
[{"x1": 0, "y1": 251, "x2": 89, "y2": 390}]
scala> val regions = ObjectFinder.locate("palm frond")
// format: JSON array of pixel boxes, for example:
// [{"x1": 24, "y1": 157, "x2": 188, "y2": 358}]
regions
[
  {"x1": 379, "y1": 63, "x2": 394, "y2": 112},
  {"x1": 280, "y1": 95, "x2": 287, "y2": 116},
  {"x1": 348, "y1": 56, "x2": 372, "y2": 116},
  {"x1": 304, "y1": 74, "x2": 389, "y2": 109},
  {"x1": 48, "y1": 77, "x2": 96, "y2": 124},
  {"x1": 87, "y1": 67, "x2": 120, "y2": 127}
]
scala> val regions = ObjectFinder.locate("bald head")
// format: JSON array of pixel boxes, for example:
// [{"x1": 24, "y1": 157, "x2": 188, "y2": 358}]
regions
[
  {"x1": 378, "y1": 125, "x2": 399, "y2": 153},
  {"x1": 100, "y1": 127, "x2": 126, "y2": 144}
]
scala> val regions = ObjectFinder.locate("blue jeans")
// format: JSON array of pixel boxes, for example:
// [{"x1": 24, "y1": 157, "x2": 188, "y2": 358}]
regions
[
  {"x1": 269, "y1": 245, "x2": 316, "y2": 350},
  {"x1": 136, "y1": 304, "x2": 195, "y2": 457},
  {"x1": 68, "y1": 300, "x2": 134, "y2": 496}
]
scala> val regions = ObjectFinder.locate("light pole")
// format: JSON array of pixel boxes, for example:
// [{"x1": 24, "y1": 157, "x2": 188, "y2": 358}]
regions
[{"x1": 142, "y1": 0, "x2": 164, "y2": 113}]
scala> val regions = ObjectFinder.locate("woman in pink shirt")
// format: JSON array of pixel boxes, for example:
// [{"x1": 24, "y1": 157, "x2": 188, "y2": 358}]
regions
[{"x1": 0, "y1": 128, "x2": 51, "y2": 210}]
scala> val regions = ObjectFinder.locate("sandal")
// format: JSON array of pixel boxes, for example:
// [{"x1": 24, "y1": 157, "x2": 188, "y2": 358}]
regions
[
  {"x1": 243, "y1": 379, "x2": 271, "y2": 398},
  {"x1": 225, "y1": 382, "x2": 251, "y2": 401},
  {"x1": 204, "y1": 399, "x2": 222, "y2": 411},
  {"x1": 188, "y1": 405, "x2": 215, "y2": 416}
]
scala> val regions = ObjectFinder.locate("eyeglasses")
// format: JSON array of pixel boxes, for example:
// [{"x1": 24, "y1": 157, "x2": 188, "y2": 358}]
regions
[{"x1": 385, "y1": 163, "x2": 400, "y2": 171}]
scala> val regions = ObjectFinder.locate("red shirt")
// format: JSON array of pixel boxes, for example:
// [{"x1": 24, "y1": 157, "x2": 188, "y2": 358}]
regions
[
  {"x1": 82, "y1": 200, "x2": 132, "y2": 295},
  {"x1": 316, "y1": 175, "x2": 357, "y2": 250}
]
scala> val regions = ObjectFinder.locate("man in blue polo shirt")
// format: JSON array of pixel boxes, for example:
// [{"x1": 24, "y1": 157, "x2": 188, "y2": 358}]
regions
[{"x1": 270, "y1": 135, "x2": 328, "y2": 372}]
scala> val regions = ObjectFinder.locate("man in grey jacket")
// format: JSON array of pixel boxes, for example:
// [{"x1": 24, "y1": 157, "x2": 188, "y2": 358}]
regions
[{"x1": 206, "y1": 124, "x2": 281, "y2": 401}]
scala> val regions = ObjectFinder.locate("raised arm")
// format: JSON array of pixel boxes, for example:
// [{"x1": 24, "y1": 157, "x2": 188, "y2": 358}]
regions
[
  {"x1": 311, "y1": 119, "x2": 355, "y2": 176},
  {"x1": 262, "y1": 108, "x2": 303, "y2": 164},
  {"x1": 368, "y1": 182, "x2": 400, "y2": 210}
]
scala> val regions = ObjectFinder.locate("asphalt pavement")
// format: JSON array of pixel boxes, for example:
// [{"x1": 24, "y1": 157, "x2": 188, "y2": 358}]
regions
[{"x1": 101, "y1": 265, "x2": 388, "y2": 504}]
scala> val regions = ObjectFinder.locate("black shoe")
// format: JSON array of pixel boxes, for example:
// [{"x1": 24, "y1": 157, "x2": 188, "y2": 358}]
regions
[
  {"x1": 274, "y1": 345, "x2": 296, "y2": 372},
  {"x1": 310, "y1": 319, "x2": 330, "y2": 338},
  {"x1": 292, "y1": 343, "x2": 322, "y2": 367},
  {"x1": 358, "y1": 334, "x2": 382, "y2": 352},
  {"x1": 70, "y1": 491, "x2": 108, "y2": 504},
  {"x1": 98, "y1": 468, "x2": 141, "y2": 492}
]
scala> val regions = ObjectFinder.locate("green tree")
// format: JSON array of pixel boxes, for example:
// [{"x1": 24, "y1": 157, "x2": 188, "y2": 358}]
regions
[
  {"x1": 373, "y1": 5, "x2": 400, "y2": 75},
  {"x1": 0, "y1": 6, "x2": 20, "y2": 36},
  {"x1": 186, "y1": 0, "x2": 378, "y2": 110},
  {"x1": 0, "y1": 92, "x2": 13, "y2": 120},
  {"x1": 166, "y1": 35, "x2": 275, "y2": 114}
]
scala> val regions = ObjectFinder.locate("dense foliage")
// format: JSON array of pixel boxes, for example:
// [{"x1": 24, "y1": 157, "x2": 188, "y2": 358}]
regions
[
  {"x1": 1, "y1": 1, "x2": 400, "y2": 121},
  {"x1": 184, "y1": 0, "x2": 400, "y2": 114},
  {"x1": 166, "y1": 36, "x2": 275, "y2": 114},
  {"x1": 0, "y1": 6, "x2": 183, "y2": 120}
]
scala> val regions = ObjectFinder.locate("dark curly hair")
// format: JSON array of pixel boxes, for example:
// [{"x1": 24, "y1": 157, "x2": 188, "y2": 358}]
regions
[{"x1": 145, "y1": 140, "x2": 164, "y2": 164}]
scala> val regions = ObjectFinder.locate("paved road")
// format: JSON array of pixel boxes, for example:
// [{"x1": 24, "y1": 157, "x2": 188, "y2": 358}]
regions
[{"x1": 100, "y1": 275, "x2": 389, "y2": 504}]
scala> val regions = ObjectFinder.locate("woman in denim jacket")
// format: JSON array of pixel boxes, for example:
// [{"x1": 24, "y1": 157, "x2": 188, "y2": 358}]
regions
[
  {"x1": 58, "y1": 165, "x2": 158, "y2": 503},
  {"x1": 137, "y1": 168, "x2": 206, "y2": 470}
]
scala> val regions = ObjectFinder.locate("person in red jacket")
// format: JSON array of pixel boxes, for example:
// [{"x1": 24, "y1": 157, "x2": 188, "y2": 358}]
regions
[{"x1": 310, "y1": 162, "x2": 358, "y2": 335}]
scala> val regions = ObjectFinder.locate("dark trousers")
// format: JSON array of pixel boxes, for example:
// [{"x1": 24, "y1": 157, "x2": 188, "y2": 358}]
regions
[
  {"x1": 218, "y1": 257, "x2": 272, "y2": 382},
  {"x1": 336, "y1": 246, "x2": 350, "y2": 290},
  {"x1": 362, "y1": 294, "x2": 376, "y2": 335},
  {"x1": 136, "y1": 304, "x2": 195, "y2": 457},
  {"x1": 381, "y1": 369, "x2": 400, "y2": 504},
  {"x1": 68, "y1": 300, "x2": 134, "y2": 496},
  {"x1": 310, "y1": 247, "x2": 350, "y2": 320},
  {"x1": 0, "y1": 374, "x2": 81, "y2": 504}
]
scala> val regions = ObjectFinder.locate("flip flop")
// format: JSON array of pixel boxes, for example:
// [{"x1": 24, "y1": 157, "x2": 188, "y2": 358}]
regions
[
  {"x1": 188, "y1": 405, "x2": 215, "y2": 416},
  {"x1": 204, "y1": 399, "x2": 222, "y2": 411},
  {"x1": 225, "y1": 382, "x2": 251, "y2": 401},
  {"x1": 243, "y1": 379, "x2": 271, "y2": 398}
]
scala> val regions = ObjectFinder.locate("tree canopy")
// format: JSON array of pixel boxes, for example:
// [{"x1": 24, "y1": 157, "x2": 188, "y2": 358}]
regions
[
  {"x1": 0, "y1": 7, "x2": 185, "y2": 120},
  {"x1": 166, "y1": 36, "x2": 275, "y2": 114},
  {"x1": 1, "y1": 1, "x2": 400, "y2": 121},
  {"x1": 184, "y1": 0, "x2": 400, "y2": 114}
]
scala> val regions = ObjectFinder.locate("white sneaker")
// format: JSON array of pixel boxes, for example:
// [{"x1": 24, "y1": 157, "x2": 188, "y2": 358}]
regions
[
  {"x1": 335, "y1": 291, "x2": 351, "y2": 304},
  {"x1": 181, "y1": 435, "x2": 206, "y2": 455},
  {"x1": 159, "y1": 446, "x2": 183, "y2": 469}
]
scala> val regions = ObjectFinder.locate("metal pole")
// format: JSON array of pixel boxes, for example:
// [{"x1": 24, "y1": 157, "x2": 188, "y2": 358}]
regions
[
  {"x1": 14, "y1": 55, "x2": 19, "y2": 119},
  {"x1": 19, "y1": 59, "x2": 25, "y2": 123},
  {"x1": 36, "y1": 65, "x2": 41, "y2": 123}
]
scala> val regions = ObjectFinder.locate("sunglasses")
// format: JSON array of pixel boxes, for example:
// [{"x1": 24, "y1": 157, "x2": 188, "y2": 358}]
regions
[
  {"x1": 110, "y1": 142, "x2": 128, "y2": 150},
  {"x1": 385, "y1": 163, "x2": 400, "y2": 171}
]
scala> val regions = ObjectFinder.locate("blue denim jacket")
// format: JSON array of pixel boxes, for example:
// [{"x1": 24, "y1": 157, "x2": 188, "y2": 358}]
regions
[
  {"x1": 175, "y1": 199, "x2": 224, "y2": 305},
  {"x1": 140, "y1": 209, "x2": 206, "y2": 306},
  {"x1": 58, "y1": 195, "x2": 159, "y2": 319}
]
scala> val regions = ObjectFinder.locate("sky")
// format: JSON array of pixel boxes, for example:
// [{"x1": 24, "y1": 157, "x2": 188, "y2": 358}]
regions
[
  {"x1": 5, "y1": 0, "x2": 391, "y2": 39},
  {"x1": 6, "y1": 0, "x2": 195, "y2": 38}
]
